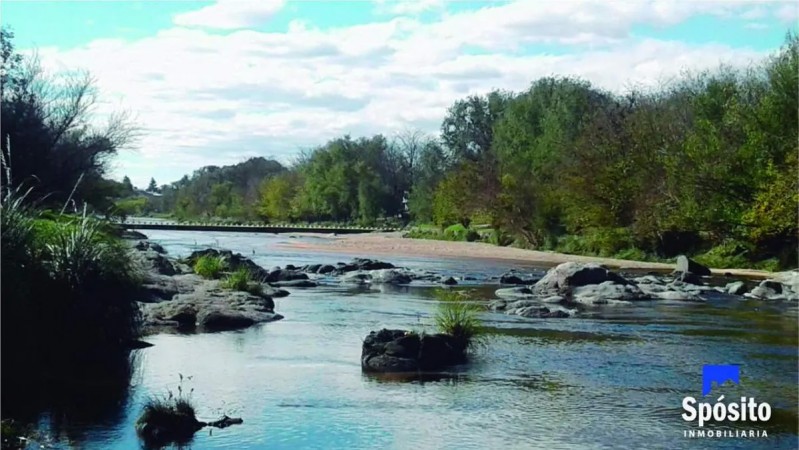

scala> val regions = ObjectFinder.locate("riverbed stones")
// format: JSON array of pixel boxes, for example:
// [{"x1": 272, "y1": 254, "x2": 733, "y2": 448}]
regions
[
  {"x1": 570, "y1": 281, "x2": 647, "y2": 304},
  {"x1": 745, "y1": 279, "x2": 798, "y2": 301}
]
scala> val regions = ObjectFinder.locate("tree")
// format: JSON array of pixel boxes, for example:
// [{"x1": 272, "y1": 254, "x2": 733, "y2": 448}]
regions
[
  {"x1": 121, "y1": 175, "x2": 134, "y2": 194},
  {"x1": 1, "y1": 28, "x2": 138, "y2": 210},
  {"x1": 146, "y1": 177, "x2": 158, "y2": 193}
]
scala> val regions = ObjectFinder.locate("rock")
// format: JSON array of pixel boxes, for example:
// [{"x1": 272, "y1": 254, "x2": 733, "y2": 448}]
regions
[
  {"x1": 361, "y1": 329, "x2": 466, "y2": 373},
  {"x1": 139, "y1": 273, "x2": 199, "y2": 302},
  {"x1": 317, "y1": 264, "x2": 337, "y2": 274},
  {"x1": 270, "y1": 279, "x2": 317, "y2": 288},
  {"x1": 261, "y1": 286, "x2": 291, "y2": 298},
  {"x1": 674, "y1": 271, "x2": 703, "y2": 285},
  {"x1": 495, "y1": 286, "x2": 534, "y2": 299},
  {"x1": 265, "y1": 268, "x2": 309, "y2": 283},
  {"x1": 141, "y1": 278, "x2": 282, "y2": 333},
  {"x1": 653, "y1": 290, "x2": 705, "y2": 302},
  {"x1": 303, "y1": 264, "x2": 322, "y2": 273},
  {"x1": 533, "y1": 262, "x2": 631, "y2": 295},
  {"x1": 491, "y1": 299, "x2": 572, "y2": 318},
  {"x1": 675, "y1": 255, "x2": 711, "y2": 276},
  {"x1": 571, "y1": 281, "x2": 648, "y2": 304},
  {"x1": 440, "y1": 276, "x2": 458, "y2": 285},
  {"x1": 121, "y1": 230, "x2": 148, "y2": 240},
  {"x1": 499, "y1": 271, "x2": 539, "y2": 285},
  {"x1": 163, "y1": 303, "x2": 199, "y2": 328},
  {"x1": 342, "y1": 272, "x2": 371, "y2": 284},
  {"x1": 199, "y1": 311, "x2": 256, "y2": 331},
  {"x1": 634, "y1": 275, "x2": 665, "y2": 284},
  {"x1": 370, "y1": 269, "x2": 411, "y2": 285},
  {"x1": 352, "y1": 258, "x2": 395, "y2": 271},
  {"x1": 515, "y1": 306, "x2": 571, "y2": 318},
  {"x1": 725, "y1": 281, "x2": 748, "y2": 296},
  {"x1": 336, "y1": 258, "x2": 395, "y2": 274},
  {"x1": 135, "y1": 240, "x2": 167, "y2": 254},
  {"x1": 745, "y1": 279, "x2": 797, "y2": 301}
]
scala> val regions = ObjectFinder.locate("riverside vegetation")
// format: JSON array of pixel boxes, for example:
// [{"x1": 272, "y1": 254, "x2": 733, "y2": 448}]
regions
[{"x1": 117, "y1": 34, "x2": 797, "y2": 271}]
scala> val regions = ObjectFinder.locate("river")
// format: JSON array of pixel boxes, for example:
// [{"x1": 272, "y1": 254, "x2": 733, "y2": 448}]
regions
[{"x1": 28, "y1": 230, "x2": 799, "y2": 449}]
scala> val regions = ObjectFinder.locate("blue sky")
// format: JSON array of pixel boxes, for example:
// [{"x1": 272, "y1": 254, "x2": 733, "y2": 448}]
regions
[{"x1": 2, "y1": 0, "x2": 797, "y2": 187}]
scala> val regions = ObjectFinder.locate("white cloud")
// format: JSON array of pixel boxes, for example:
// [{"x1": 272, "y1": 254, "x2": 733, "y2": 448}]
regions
[
  {"x1": 374, "y1": 0, "x2": 445, "y2": 16},
  {"x1": 775, "y1": 3, "x2": 798, "y2": 23},
  {"x1": 31, "y1": 0, "x2": 783, "y2": 186},
  {"x1": 173, "y1": 0, "x2": 285, "y2": 29}
]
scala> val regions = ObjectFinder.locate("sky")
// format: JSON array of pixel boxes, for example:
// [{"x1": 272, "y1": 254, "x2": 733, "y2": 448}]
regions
[{"x1": 2, "y1": 0, "x2": 797, "y2": 188}]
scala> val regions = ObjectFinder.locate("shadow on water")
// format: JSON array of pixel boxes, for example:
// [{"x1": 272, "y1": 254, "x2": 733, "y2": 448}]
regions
[{"x1": 1, "y1": 349, "x2": 141, "y2": 448}]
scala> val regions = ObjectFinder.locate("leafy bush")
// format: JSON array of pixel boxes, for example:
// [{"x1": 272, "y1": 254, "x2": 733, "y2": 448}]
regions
[
  {"x1": 221, "y1": 268, "x2": 263, "y2": 295},
  {"x1": 488, "y1": 228, "x2": 514, "y2": 246},
  {"x1": 434, "y1": 290, "x2": 484, "y2": 351},
  {"x1": 693, "y1": 240, "x2": 757, "y2": 269},
  {"x1": 442, "y1": 223, "x2": 480, "y2": 242},
  {"x1": 193, "y1": 255, "x2": 226, "y2": 279}
]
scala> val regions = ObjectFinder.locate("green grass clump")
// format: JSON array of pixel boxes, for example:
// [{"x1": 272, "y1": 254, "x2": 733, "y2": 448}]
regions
[
  {"x1": 193, "y1": 255, "x2": 226, "y2": 279},
  {"x1": 434, "y1": 289, "x2": 484, "y2": 351},
  {"x1": 221, "y1": 268, "x2": 263, "y2": 295}
]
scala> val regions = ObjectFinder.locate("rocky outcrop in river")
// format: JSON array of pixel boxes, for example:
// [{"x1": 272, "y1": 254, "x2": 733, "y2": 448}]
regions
[
  {"x1": 131, "y1": 241, "x2": 284, "y2": 333},
  {"x1": 361, "y1": 329, "x2": 467, "y2": 373}
]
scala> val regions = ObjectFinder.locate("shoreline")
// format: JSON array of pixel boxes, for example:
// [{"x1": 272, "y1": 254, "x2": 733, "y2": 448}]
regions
[{"x1": 280, "y1": 232, "x2": 775, "y2": 279}]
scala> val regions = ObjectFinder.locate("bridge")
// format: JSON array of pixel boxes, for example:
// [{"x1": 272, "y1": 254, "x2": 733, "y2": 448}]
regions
[{"x1": 117, "y1": 219, "x2": 399, "y2": 234}]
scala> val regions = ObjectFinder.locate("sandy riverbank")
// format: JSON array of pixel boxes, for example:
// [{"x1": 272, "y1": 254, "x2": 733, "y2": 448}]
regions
[{"x1": 280, "y1": 232, "x2": 774, "y2": 279}]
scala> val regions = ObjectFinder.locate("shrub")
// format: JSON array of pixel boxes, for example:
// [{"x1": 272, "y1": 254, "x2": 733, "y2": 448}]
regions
[
  {"x1": 434, "y1": 290, "x2": 484, "y2": 351},
  {"x1": 693, "y1": 240, "x2": 754, "y2": 269},
  {"x1": 193, "y1": 255, "x2": 226, "y2": 279},
  {"x1": 488, "y1": 228, "x2": 514, "y2": 246},
  {"x1": 443, "y1": 223, "x2": 481, "y2": 242}
]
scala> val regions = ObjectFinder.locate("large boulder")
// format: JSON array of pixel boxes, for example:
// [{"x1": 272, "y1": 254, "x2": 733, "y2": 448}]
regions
[
  {"x1": 675, "y1": 255, "x2": 711, "y2": 276},
  {"x1": 361, "y1": 329, "x2": 466, "y2": 373},
  {"x1": 533, "y1": 262, "x2": 631, "y2": 295}
]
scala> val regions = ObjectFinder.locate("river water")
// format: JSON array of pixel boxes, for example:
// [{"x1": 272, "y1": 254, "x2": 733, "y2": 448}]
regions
[{"x1": 28, "y1": 231, "x2": 798, "y2": 450}]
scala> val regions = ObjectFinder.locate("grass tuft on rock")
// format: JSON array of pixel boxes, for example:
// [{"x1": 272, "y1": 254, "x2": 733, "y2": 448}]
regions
[
  {"x1": 136, "y1": 379, "x2": 200, "y2": 445},
  {"x1": 221, "y1": 267, "x2": 263, "y2": 295},
  {"x1": 193, "y1": 255, "x2": 226, "y2": 279},
  {"x1": 433, "y1": 289, "x2": 485, "y2": 351}
]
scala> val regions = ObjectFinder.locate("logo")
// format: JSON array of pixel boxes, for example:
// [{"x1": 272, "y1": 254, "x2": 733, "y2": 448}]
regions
[
  {"x1": 702, "y1": 365, "x2": 740, "y2": 396},
  {"x1": 682, "y1": 365, "x2": 770, "y2": 439}
]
